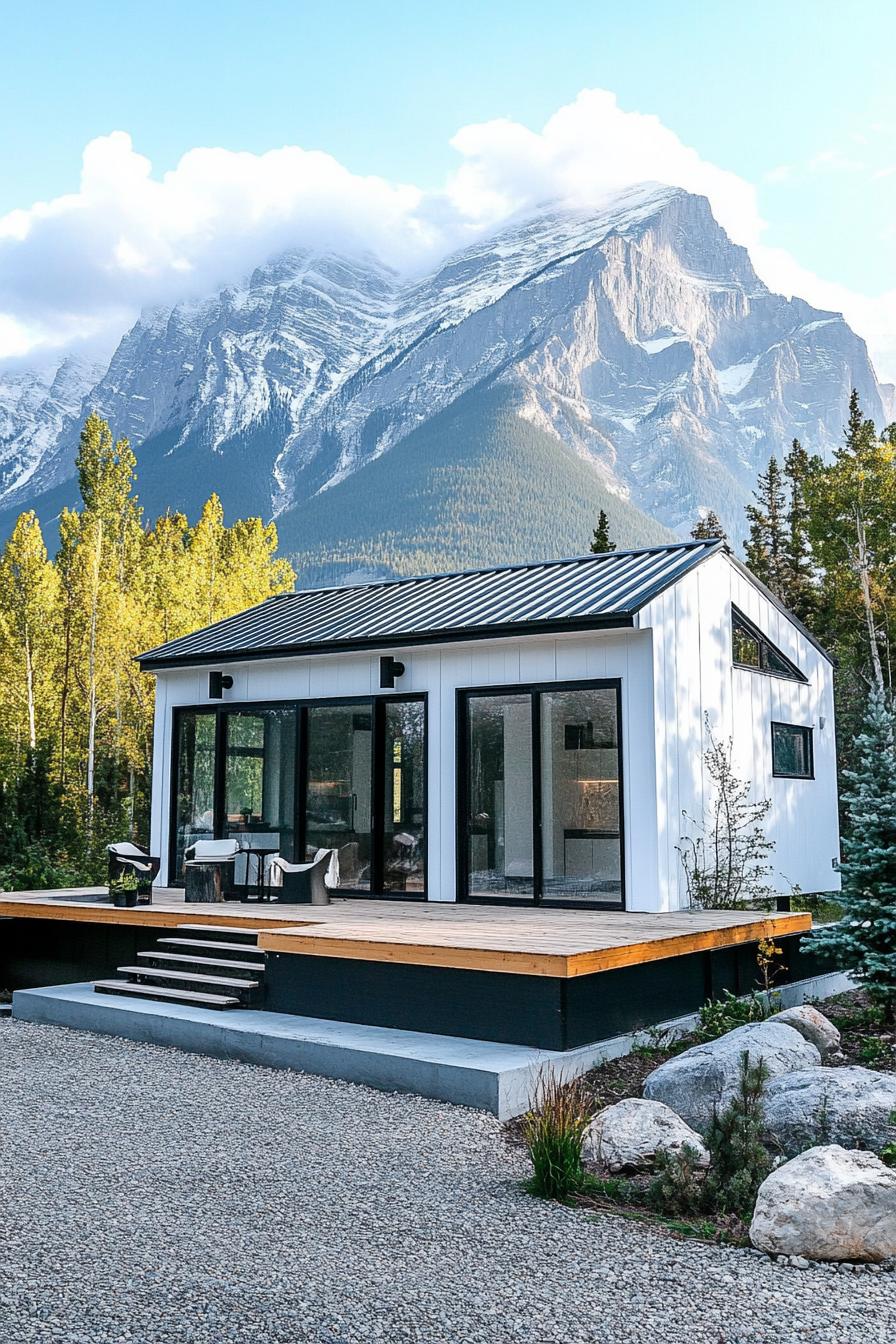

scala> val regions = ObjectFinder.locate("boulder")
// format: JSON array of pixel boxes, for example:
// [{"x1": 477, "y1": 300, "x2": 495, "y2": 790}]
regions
[
  {"x1": 750, "y1": 1145, "x2": 896, "y2": 1262},
  {"x1": 767, "y1": 1004, "x2": 842, "y2": 1060},
  {"x1": 762, "y1": 1066, "x2": 896, "y2": 1156},
  {"x1": 643, "y1": 1022, "x2": 820, "y2": 1133},
  {"x1": 582, "y1": 1097, "x2": 710, "y2": 1173}
]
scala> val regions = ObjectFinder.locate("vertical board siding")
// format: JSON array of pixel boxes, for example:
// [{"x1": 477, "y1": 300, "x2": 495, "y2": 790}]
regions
[{"x1": 640, "y1": 552, "x2": 840, "y2": 908}]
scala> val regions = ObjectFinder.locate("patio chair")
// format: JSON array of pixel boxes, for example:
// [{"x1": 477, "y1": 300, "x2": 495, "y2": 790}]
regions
[
  {"x1": 267, "y1": 849, "x2": 335, "y2": 905},
  {"x1": 183, "y1": 838, "x2": 240, "y2": 903},
  {"x1": 107, "y1": 842, "x2": 160, "y2": 905}
]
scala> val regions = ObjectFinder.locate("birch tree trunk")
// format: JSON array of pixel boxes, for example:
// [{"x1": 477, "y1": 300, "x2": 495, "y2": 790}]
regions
[{"x1": 855, "y1": 506, "x2": 884, "y2": 691}]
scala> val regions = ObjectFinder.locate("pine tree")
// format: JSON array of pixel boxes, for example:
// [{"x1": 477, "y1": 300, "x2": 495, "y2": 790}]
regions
[
  {"x1": 781, "y1": 439, "x2": 816, "y2": 623},
  {"x1": 744, "y1": 456, "x2": 787, "y2": 596},
  {"x1": 808, "y1": 684, "x2": 896, "y2": 1020},
  {"x1": 691, "y1": 511, "x2": 726, "y2": 541},
  {"x1": 590, "y1": 510, "x2": 616, "y2": 554}
]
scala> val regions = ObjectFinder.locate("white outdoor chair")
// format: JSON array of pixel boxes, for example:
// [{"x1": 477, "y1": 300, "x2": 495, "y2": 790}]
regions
[{"x1": 267, "y1": 848, "x2": 337, "y2": 905}]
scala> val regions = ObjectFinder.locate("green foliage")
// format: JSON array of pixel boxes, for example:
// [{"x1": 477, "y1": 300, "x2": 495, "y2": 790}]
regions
[
  {"x1": 703, "y1": 1054, "x2": 772, "y2": 1219},
  {"x1": 590, "y1": 509, "x2": 616, "y2": 554},
  {"x1": 807, "y1": 684, "x2": 896, "y2": 1019},
  {"x1": 522, "y1": 1072, "x2": 591, "y2": 1202},
  {"x1": 744, "y1": 455, "x2": 788, "y2": 597},
  {"x1": 690, "y1": 511, "x2": 726, "y2": 540},
  {"x1": 646, "y1": 1144, "x2": 706, "y2": 1218},
  {"x1": 696, "y1": 990, "x2": 768, "y2": 1042},
  {"x1": 0, "y1": 414, "x2": 295, "y2": 888},
  {"x1": 580, "y1": 1173, "x2": 638, "y2": 1204},
  {"x1": 881, "y1": 1115, "x2": 896, "y2": 1168}
]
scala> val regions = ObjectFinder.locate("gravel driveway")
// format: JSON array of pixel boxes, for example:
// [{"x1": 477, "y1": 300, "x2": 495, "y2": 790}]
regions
[{"x1": 1, "y1": 1019, "x2": 893, "y2": 1344}]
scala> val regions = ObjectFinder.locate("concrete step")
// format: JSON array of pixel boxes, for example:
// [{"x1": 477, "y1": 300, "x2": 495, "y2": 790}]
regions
[
  {"x1": 116, "y1": 966, "x2": 261, "y2": 1003},
  {"x1": 174, "y1": 923, "x2": 262, "y2": 946},
  {"x1": 94, "y1": 980, "x2": 240, "y2": 1010},
  {"x1": 137, "y1": 950, "x2": 264, "y2": 979},
  {"x1": 157, "y1": 937, "x2": 267, "y2": 961}
]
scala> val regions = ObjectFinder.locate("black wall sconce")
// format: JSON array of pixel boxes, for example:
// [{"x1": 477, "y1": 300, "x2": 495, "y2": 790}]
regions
[
  {"x1": 208, "y1": 670, "x2": 234, "y2": 699},
  {"x1": 379, "y1": 655, "x2": 406, "y2": 689}
]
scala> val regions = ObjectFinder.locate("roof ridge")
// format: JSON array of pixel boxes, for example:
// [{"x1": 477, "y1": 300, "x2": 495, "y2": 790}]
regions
[{"x1": 266, "y1": 539, "x2": 723, "y2": 602}]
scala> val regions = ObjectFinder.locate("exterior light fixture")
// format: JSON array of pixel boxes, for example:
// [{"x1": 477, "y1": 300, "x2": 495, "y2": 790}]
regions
[
  {"x1": 379, "y1": 655, "x2": 406, "y2": 689},
  {"x1": 208, "y1": 671, "x2": 234, "y2": 699}
]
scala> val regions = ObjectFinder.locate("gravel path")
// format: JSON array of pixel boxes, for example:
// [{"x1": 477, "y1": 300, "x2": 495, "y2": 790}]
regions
[{"x1": 1, "y1": 1020, "x2": 893, "y2": 1344}]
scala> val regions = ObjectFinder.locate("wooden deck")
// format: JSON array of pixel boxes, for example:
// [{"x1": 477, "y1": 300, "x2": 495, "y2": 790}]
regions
[{"x1": 0, "y1": 888, "x2": 810, "y2": 979}]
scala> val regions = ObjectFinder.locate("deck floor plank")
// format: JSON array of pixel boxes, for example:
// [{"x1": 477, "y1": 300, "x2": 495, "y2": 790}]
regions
[{"x1": 0, "y1": 888, "x2": 810, "y2": 978}]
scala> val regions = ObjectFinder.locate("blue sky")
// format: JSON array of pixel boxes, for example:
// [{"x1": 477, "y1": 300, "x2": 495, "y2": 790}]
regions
[{"x1": 1, "y1": 0, "x2": 894, "y2": 375}]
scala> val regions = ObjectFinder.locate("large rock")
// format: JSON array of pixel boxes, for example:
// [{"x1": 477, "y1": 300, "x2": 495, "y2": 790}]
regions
[
  {"x1": 643, "y1": 1022, "x2": 820, "y2": 1133},
  {"x1": 762, "y1": 1066, "x2": 896, "y2": 1156},
  {"x1": 582, "y1": 1097, "x2": 710, "y2": 1173},
  {"x1": 767, "y1": 1004, "x2": 842, "y2": 1060},
  {"x1": 750, "y1": 1145, "x2": 896, "y2": 1262}
]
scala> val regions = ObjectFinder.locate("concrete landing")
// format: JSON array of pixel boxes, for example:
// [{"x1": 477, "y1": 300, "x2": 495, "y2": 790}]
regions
[
  {"x1": 11, "y1": 970, "x2": 852, "y2": 1119},
  {"x1": 12, "y1": 982, "x2": 610, "y2": 1118}
]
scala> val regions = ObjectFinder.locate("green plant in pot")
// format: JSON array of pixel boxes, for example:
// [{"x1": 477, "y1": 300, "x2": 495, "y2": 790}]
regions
[{"x1": 109, "y1": 870, "x2": 139, "y2": 908}]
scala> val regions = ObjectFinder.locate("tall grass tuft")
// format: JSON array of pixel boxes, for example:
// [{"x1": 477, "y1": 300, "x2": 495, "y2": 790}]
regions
[{"x1": 521, "y1": 1070, "x2": 592, "y2": 1201}]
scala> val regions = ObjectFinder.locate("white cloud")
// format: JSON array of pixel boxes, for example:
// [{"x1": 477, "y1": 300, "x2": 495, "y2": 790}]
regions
[{"x1": 0, "y1": 92, "x2": 893, "y2": 382}]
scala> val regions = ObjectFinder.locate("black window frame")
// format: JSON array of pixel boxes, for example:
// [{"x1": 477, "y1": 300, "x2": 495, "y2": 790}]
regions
[
  {"x1": 169, "y1": 693, "x2": 427, "y2": 899},
  {"x1": 731, "y1": 607, "x2": 806, "y2": 683},
  {"x1": 771, "y1": 721, "x2": 815, "y2": 780},
  {"x1": 456, "y1": 678, "x2": 625, "y2": 911}
]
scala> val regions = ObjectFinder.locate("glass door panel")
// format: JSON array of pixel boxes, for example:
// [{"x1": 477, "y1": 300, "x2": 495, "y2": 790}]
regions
[
  {"x1": 383, "y1": 700, "x2": 426, "y2": 893},
  {"x1": 223, "y1": 708, "x2": 297, "y2": 890},
  {"x1": 540, "y1": 687, "x2": 621, "y2": 903},
  {"x1": 304, "y1": 704, "x2": 373, "y2": 890},
  {"x1": 466, "y1": 693, "x2": 534, "y2": 900},
  {"x1": 172, "y1": 711, "x2": 216, "y2": 880}
]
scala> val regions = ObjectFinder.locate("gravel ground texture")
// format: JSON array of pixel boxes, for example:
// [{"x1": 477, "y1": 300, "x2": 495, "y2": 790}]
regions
[{"x1": 1, "y1": 1019, "x2": 894, "y2": 1344}]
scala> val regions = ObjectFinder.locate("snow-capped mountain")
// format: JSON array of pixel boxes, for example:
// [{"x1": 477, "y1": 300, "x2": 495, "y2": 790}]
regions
[
  {"x1": 0, "y1": 356, "x2": 102, "y2": 504},
  {"x1": 0, "y1": 184, "x2": 888, "y2": 576}
]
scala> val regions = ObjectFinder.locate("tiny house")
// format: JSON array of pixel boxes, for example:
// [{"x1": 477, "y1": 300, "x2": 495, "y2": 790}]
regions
[{"x1": 139, "y1": 540, "x2": 841, "y2": 909}]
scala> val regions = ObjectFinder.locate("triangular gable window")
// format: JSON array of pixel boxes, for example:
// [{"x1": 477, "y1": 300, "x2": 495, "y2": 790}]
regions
[{"x1": 731, "y1": 607, "x2": 806, "y2": 682}]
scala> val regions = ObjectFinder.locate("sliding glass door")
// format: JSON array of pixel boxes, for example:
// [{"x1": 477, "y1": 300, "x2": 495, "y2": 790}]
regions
[
  {"x1": 460, "y1": 682, "x2": 623, "y2": 908},
  {"x1": 299, "y1": 696, "x2": 426, "y2": 895},
  {"x1": 170, "y1": 695, "x2": 425, "y2": 895}
]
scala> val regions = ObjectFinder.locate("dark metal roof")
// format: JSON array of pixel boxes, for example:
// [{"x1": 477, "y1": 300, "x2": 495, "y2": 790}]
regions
[{"x1": 137, "y1": 540, "x2": 727, "y2": 670}]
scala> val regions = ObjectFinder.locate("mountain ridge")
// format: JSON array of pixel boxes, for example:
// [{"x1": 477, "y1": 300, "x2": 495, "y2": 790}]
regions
[{"x1": 0, "y1": 183, "x2": 888, "y2": 575}]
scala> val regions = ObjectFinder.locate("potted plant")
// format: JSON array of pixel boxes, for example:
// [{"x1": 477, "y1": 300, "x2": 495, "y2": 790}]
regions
[{"x1": 108, "y1": 870, "x2": 139, "y2": 908}]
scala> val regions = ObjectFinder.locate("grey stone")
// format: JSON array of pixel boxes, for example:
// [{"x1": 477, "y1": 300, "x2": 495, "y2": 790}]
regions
[
  {"x1": 642, "y1": 1022, "x2": 820, "y2": 1133},
  {"x1": 762, "y1": 1066, "x2": 896, "y2": 1156},
  {"x1": 582, "y1": 1097, "x2": 710, "y2": 1172},
  {"x1": 751, "y1": 1145, "x2": 896, "y2": 1263},
  {"x1": 767, "y1": 1004, "x2": 842, "y2": 1060}
]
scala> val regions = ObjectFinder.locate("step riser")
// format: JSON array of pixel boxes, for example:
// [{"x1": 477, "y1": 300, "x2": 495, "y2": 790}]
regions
[
  {"x1": 137, "y1": 954, "x2": 263, "y2": 981},
  {"x1": 157, "y1": 938, "x2": 267, "y2": 961},
  {"x1": 174, "y1": 924, "x2": 262, "y2": 946},
  {"x1": 127, "y1": 974, "x2": 261, "y2": 1005},
  {"x1": 94, "y1": 983, "x2": 239, "y2": 1010}
]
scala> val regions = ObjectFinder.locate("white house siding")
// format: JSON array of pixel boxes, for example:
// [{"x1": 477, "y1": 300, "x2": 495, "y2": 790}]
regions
[
  {"x1": 150, "y1": 629, "x2": 660, "y2": 907},
  {"x1": 638, "y1": 551, "x2": 840, "y2": 910}
]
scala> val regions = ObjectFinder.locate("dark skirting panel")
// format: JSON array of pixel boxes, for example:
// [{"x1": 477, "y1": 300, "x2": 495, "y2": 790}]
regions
[
  {"x1": 264, "y1": 932, "x2": 829, "y2": 1050},
  {"x1": 2, "y1": 919, "x2": 832, "y2": 1051}
]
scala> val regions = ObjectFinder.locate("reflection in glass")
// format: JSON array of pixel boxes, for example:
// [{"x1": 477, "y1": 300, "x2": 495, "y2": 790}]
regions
[
  {"x1": 540, "y1": 688, "x2": 621, "y2": 903},
  {"x1": 223, "y1": 709, "x2": 297, "y2": 888},
  {"x1": 173, "y1": 711, "x2": 216, "y2": 879},
  {"x1": 383, "y1": 700, "x2": 426, "y2": 891},
  {"x1": 466, "y1": 694, "x2": 534, "y2": 900},
  {"x1": 304, "y1": 704, "x2": 373, "y2": 890}
]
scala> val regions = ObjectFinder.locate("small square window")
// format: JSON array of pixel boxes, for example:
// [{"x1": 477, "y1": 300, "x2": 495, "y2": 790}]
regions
[{"x1": 772, "y1": 722, "x2": 814, "y2": 779}]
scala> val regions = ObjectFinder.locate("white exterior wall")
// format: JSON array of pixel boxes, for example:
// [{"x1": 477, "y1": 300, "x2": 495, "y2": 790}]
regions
[
  {"x1": 151, "y1": 628, "x2": 661, "y2": 908},
  {"x1": 638, "y1": 550, "x2": 841, "y2": 910}
]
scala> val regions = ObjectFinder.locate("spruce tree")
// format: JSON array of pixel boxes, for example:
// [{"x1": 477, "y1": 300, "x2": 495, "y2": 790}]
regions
[
  {"x1": 781, "y1": 439, "x2": 816, "y2": 623},
  {"x1": 691, "y1": 511, "x2": 726, "y2": 541},
  {"x1": 808, "y1": 684, "x2": 896, "y2": 1020},
  {"x1": 590, "y1": 509, "x2": 616, "y2": 554},
  {"x1": 744, "y1": 456, "x2": 787, "y2": 596}
]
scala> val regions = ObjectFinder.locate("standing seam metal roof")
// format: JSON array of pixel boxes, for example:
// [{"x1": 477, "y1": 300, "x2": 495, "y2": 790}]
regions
[{"x1": 137, "y1": 540, "x2": 726, "y2": 669}]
